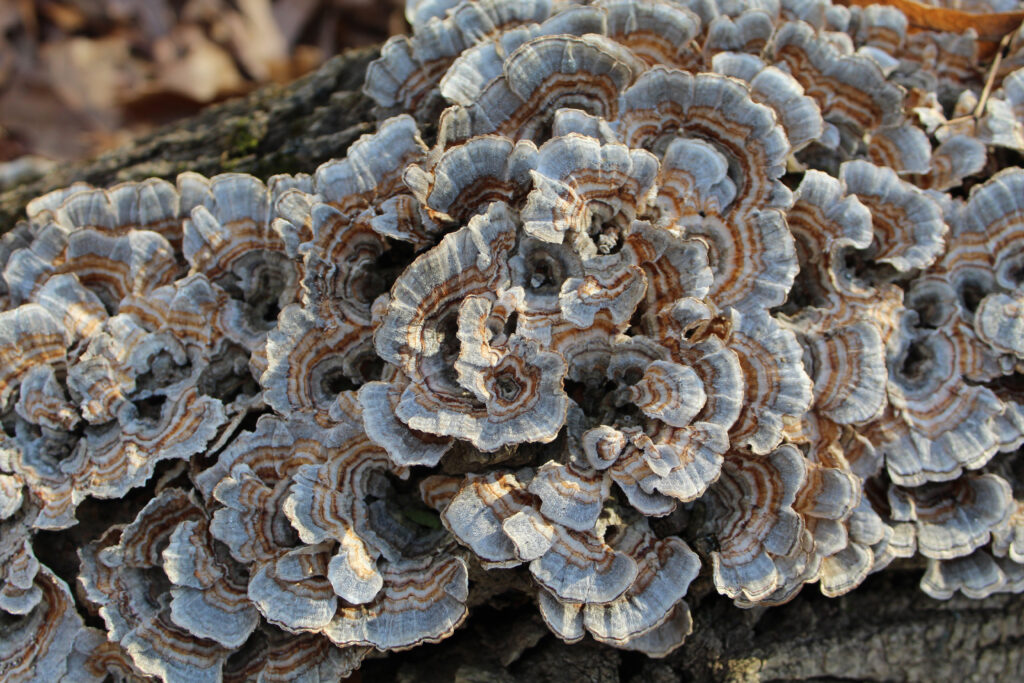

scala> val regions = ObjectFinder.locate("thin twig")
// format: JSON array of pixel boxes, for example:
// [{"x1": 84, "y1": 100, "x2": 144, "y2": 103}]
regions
[{"x1": 974, "y1": 30, "x2": 1015, "y2": 118}]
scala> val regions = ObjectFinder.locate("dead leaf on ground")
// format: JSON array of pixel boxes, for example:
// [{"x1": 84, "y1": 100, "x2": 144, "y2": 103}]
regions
[{"x1": 838, "y1": 0, "x2": 1024, "y2": 57}]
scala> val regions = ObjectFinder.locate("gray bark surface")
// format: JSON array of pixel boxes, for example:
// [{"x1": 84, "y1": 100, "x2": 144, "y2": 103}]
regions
[{"x1": 4, "y1": 46, "x2": 1023, "y2": 683}]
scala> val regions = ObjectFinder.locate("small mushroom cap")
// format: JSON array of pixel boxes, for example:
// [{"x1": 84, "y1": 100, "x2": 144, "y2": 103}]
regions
[
  {"x1": 628, "y1": 360, "x2": 706, "y2": 428},
  {"x1": 840, "y1": 160, "x2": 947, "y2": 273},
  {"x1": 247, "y1": 550, "x2": 338, "y2": 632},
  {"x1": 522, "y1": 134, "x2": 658, "y2": 245},
  {"x1": 527, "y1": 523, "x2": 638, "y2": 604},
  {"x1": 804, "y1": 321, "x2": 887, "y2": 425},
  {"x1": 709, "y1": 445, "x2": 807, "y2": 602},
  {"x1": 888, "y1": 474, "x2": 1013, "y2": 560},
  {"x1": 358, "y1": 381, "x2": 454, "y2": 468},
  {"x1": 881, "y1": 326, "x2": 1004, "y2": 486},
  {"x1": 598, "y1": 0, "x2": 702, "y2": 69},
  {"x1": 867, "y1": 123, "x2": 932, "y2": 175},
  {"x1": 325, "y1": 554, "x2": 469, "y2": 652},
  {"x1": 0, "y1": 568, "x2": 82, "y2": 683},
  {"x1": 768, "y1": 20, "x2": 903, "y2": 133},
  {"x1": 441, "y1": 470, "x2": 535, "y2": 568},
  {"x1": 164, "y1": 520, "x2": 260, "y2": 649},
  {"x1": 921, "y1": 552, "x2": 1024, "y2": 600},
  {"x1": 727, "y1": 309, "x2": 813, "y2": 454},
  {"x1": 527, "y1": 461, "x2": 609, "y2": 532},
  {"x1": 976, "y1": 293, "x2": 1024, "y2": 360}
]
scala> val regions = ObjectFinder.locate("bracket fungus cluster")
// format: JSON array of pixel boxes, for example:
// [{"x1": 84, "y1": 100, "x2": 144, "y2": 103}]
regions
[{"x1": 5, "y1": 0, "x2": 1024, "y2": 679}]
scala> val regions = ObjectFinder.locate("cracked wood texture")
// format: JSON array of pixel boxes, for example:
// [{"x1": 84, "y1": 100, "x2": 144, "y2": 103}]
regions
[{"x1": 3, "y1": 46, "x2": 1023, "y2": 683}]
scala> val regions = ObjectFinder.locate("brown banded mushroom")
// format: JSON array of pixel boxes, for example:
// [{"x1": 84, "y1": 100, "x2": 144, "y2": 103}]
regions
[{"x1": 9, "y1": 0, "x2": 1024, "y2": 676}]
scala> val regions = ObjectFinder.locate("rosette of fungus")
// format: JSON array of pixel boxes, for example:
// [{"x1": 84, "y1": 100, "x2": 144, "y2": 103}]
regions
[{"x1": 9, "y1": 0, "x2": 1024, "y2": 678}]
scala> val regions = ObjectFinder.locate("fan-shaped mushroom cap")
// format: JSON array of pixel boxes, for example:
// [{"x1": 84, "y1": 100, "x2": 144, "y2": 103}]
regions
[
  {"x1": 222, "y1": 625, "x2": 368, "y2": 682},
  {"x1": 751, "y1": 432, "x2": 862, "y2": 603},
  {"x1": 992, "y1": 500, "x2": 1024, "y2": 564},
  {"x1": 538, "y1": 522, "x2": 699, "y2": 654},
  {"x1": 262, "y1": 304, "x2": 373, "y2": 425},
  {"x1": 522, "y1": 134, "x2": 658, "y2": 245},
  {"x1": 359, "y1": 380, "x2": 454, "y2": 468},
  {"x1": 617, "y1": 68, "x2": 790, "y2": 214},
  {"x1": 0, "y1": 305, "x2": 68, "y2": 412},
  {"x1": 976, "y1": 293, "x2": 1024, "y2": 362},
  {"x1": 979, "y1": 68, "x2": 1024, "y2": 152},
  {"x1": 598, "y1": 0, "x2": 702, "y2": 68},
  {"x1": 376, "y1": 201, "x2": 515, "y2": 378},
  {"x1": 59, "y1": 627, "x2": 149, "y2": 682},
  {"x1": 527, "y1": 520, "x2": 639, "y2": 604},
  {"x1": 840, "y1": 160, "x2": 946, "y2": 273},
  {"x1": 76, "y1": 379, "x2": 227, "y2": 501},
  {"x1": 653, "y1": 138, "x2": 736, "y2": 224},
  {"x1": 880, "y1": 324, "x2": 1004, "y2": 486},
  {"x1": 441, "y1": 470, "x2": 536, "y2": 568},
  {"x1": 180, "y1": 172, "x2": 293, "y2": 282},
  {"x1": 247, "y1": 546, "x2": 338, "y2": 632},
  {"x1": 449, "y1": 296, "x2": 569, "y2": 450},
  {"x1": 405, "y1": 136, "x2": 538, "y2": 224},
  {"x1": 867, "y1": 123, "x2": 931, "y2": 175},
  {"x1": 307, "y1": 115, "x2": 428, "y2": 218},
  {"x1": 527, "y1": 461, "x2": 609, "y2": 532},
  {"x1": 0, "y1": 567, "x2": 82, "y2": 683},
  {"x1": 0, "y1": 512, "x2": 41, "y2": 615},
  {"x1": 768, "y1": 20, "x2": 903, "y2": 134},
  {"x1": 819, "y1": 495, "x2": 882, "y2": 597},
  {"x1": 726, "y1": 308, "x2": 813, "y2": 454},
  {"x1": 711, "y1": 52, "x2": 824, "y2": 151},
  {"x1": 921, "y1": 551, "x2": 1024, "y2": 600},
  {"x1": 368, "y1": 0, "x2": 557, "y2": 111},
  {"x1": 27, "y1": 178, "x2": 184, "y2": 251},
  {"x1": 889, "y1": 474, "x2": 1013, "y2": 560},
  {"x1": 0, "y1": 474, "x2": 23, "y2": 522},
  {"x1": 78, "y1": 490, "x2": 232, "y2": 683},
  {"x1": 11, "y1": 227, "x2": 179, "y2": 315},
  {"x1": 706, "y1": 9, "x2": 774, "y2": 55},
  {"x1": 912, "y1": 135, "x2": 986, "y2": 193},
  {"x1": 781, "y1": 169, "x2": 898, "y2": 334},
  {"x1": 707, "y1": 445, "x2": 806, "y2": 603},
  {"x1": 28, "y1": 274, "x2": 106, "y2": 342},
  {"x1": 163, "y1": 518, "x2": 260, "y2": 649},
  {"x1": 325, "y1": 553, "x2": 469, "y2": 651},
  {"x1": 438, "y1": 5, "x2": 610, "y2": 108},
  {"x1": 283, "y1": 433, "x2": 412, "y2": 600},
  {"x1": 803, "y1": 320, "x2": 887, "y2": 425},
  {"x1": 439, "y1": 33, "x2": 642, "y2": 144}
]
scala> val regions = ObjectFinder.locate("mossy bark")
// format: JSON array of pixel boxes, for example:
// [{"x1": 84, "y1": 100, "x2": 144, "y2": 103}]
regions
[
  {"x1": 0, "y1": 47, "x2": 379, "y2": 230},
  {"x1": 4, "y1": 45, "x2": 1023, "y2": 682}
]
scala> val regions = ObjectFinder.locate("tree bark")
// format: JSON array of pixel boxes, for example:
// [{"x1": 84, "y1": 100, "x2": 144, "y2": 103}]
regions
[
  {"x1": 4, "y1": 46, "x2": 1023, "y2": 682},
  {"x1": 0, "y1": 47, "x2": 379, "y2": 230}
]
